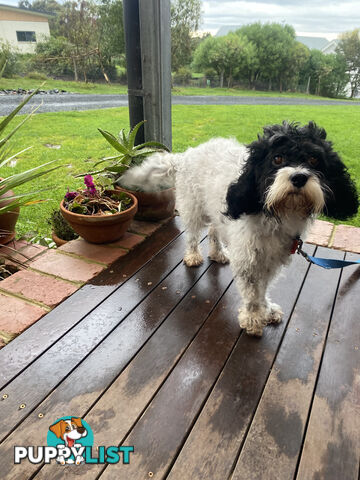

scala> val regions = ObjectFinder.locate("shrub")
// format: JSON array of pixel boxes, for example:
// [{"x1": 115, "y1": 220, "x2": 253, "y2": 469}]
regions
[
  {"x1": 34, "y1": 36, "x2": 73, "y2": 77},
  {"x1": 48, "y1": 209, "x2": 78, "y2": 241},
  {"x1": 173, "y1": 66, "x2": 192, "y2": 85},
  {"x1": 0, "y1": 41, "x2": 19, "y2": 78},
  {"x1": 25, "y1": 71, "x2": 48, "y2": 81}
]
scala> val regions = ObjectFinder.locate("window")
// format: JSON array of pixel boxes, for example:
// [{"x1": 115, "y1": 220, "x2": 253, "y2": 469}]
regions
[{"x1": 16, "y1": 31, "x2": 36, "y2": 42}]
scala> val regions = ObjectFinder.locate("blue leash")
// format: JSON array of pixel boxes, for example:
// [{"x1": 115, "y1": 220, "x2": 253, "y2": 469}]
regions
[{"x1": 295, "y1": 237, "x2": 360, "y2": 270}]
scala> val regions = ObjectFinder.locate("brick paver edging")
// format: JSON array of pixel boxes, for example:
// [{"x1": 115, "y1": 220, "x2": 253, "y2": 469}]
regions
[
  {"x1": 0, "y1": 218, "x2": 359, "y2": 347},
  {"x1": 0, "y1": 218, "x2": 170, "y2": 346}
]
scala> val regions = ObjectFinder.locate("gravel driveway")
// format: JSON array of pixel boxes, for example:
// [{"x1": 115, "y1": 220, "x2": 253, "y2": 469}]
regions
[{"x1": 1, "y1": 93, "x2": 359, "y2": 115}]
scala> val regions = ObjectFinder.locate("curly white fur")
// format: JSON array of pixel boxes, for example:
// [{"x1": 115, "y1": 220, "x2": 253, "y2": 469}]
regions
[{"x1": 121, "y1": 138, "x2": 318, "y2": 336}]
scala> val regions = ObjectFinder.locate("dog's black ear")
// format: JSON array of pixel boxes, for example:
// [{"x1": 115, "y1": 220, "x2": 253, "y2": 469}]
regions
[
  {"x1": 324, "y1": 151, "x2": 359, "y2": 220},
  {"x1": 225, "y1": 166, "x2": 262, "y2": 219},
  {"x1": 224, "y1": 135, "x2": 270, "y2": 219}
]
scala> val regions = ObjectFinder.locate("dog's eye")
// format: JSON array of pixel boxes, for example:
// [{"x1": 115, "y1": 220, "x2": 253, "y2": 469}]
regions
[
  {"x1": 65, "y1": 426, "x2": 70, "y2": 431},
  {"x1": 273, "y1": 155, "x2": 285, "y2": 166},
  {"x1": 308, "y1": 156, "x2": 318, "y2": 167}
]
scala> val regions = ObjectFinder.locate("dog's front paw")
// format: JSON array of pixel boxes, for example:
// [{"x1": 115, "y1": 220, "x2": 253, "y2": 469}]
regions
[
  {"x1": 238, "y1": 308, "x2": 265, "y2": 337},
  {"x1": 208, "y1": 250, "x2": 229, "y2": 264},
  {"x1": 76, "y1": 456, "x2": 85, "y2": 465},
  {"x1": 184, "y1": 252, "x2": 203, "y2": 267},
  {"x1": 267, "y1": 303, "x2": 284, "y2": 325}
]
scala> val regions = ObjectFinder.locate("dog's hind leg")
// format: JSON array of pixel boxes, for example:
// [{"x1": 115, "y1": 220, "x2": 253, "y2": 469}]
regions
[
  {"x1": 183, "y1": 224, "x2": 203, "y2": 266},
  {"x1": 208, "y1": 225, "x2": 229, "y2": 264},
  {"x1": 176, "y1": 182, "x2": 205, "y2": 267}
]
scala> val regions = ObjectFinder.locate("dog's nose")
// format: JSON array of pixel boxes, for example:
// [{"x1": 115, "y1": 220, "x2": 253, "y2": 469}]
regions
[
  {"x1": 77, "y1": 427, "x2": 85, "y2": 434},
  {"x1": 291, "y1": 173, "x2": 309, "y2": 188}
]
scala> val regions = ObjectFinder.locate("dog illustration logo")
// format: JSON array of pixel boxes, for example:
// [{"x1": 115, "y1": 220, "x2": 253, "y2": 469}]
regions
[
  {"x1": 15, "y1": 417, "x2": 133, "y2": 466},
  {"x1": 47, "y1": 416, "x2": 93, "y2": 465}
]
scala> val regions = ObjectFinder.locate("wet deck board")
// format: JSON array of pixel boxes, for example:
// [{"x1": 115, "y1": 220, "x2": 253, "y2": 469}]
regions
[{"x1": 0, "y1": 218, "x2": 358, "y2": 480}]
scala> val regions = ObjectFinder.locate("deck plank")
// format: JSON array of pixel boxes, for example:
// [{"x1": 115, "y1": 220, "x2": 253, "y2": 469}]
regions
[
  {"x1": 296, "y1": 253, "x2": 360, "y2": 480},
  {"x1": 231, "y1": 247, "x2": 344, "y2": 480},
  {"x1": 166, "y1": 246, "x2": 314, "y2": 480},
  {"x1": 0, "y1": 228, "x2": 195, "y2": 441},
  {"x1": 0, "y1": 218, "x2": 182, "y2": 389},
  {"x1": 29, "y1": 264, "x2": 233, "y2": 480},
  {"x1": 95, "y1": 281, "x2": 241, "y2": 480}
]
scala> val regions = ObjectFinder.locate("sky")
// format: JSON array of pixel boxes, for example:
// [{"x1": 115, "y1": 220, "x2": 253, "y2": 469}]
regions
[
  {"x1": 4, "y1": 0, "x2": 357, "y2": 40},
  {"x1": 201, "y1": 0, "x2": 358, "y2": 39}
]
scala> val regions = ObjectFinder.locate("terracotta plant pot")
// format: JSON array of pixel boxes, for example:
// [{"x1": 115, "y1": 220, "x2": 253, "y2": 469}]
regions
[
  {"x1": 51, "y1": 231, "x2": 68, "y2": 247},
  {"x1": 116, "y1": 186, "x2": 175, "y2": 221},
  {"x1": 0, "y1": 181, "x2": 20, "y2": 245},
  {"x1": 60, "y1": 192, "x2": 138, "y2": 244}
]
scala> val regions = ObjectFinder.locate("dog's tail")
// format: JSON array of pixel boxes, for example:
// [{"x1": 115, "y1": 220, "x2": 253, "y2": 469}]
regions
[{"x1": 119, "y1": 151, "x2": 176, "y2": 192}]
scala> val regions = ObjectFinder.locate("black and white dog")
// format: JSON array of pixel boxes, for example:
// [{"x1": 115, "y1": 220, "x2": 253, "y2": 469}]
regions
[{"x1": 121, "y1": 122, "x2": 358, "y2": 336}]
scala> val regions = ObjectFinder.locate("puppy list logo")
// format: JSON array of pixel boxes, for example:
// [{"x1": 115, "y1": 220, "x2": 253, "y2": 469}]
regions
[{"x1": 14, "y1": 416, "x2": 134, "y2": 466}]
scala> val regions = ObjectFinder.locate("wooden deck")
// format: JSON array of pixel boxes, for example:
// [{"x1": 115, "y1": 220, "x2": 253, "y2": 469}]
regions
[{"x1": 0, "y1": 217, "x2": 359, "y2": 480}]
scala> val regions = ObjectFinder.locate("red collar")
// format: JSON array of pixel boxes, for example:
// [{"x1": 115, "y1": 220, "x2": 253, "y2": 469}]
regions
[{"x1": 291, "y1": 237, "x2": 302, "y2": 254}]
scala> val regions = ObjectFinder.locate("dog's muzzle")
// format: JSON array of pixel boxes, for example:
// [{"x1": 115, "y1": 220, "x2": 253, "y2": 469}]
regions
[{"x1": 265, "y1": 166, "x2": 325, "y2": 217}]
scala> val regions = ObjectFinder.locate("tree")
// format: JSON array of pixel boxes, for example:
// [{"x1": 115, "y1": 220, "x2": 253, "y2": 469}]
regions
[
  {"x1": 54, "y1": 1, "x2": 101, "y2": 82},
  {"x1": 298, "y1": 49, "x2": 348, "y2": 97},
  {"x1": 280, "y1": 41, "x2": 309, "y2": 92},
  {"x1": 320, "y1": 53, "x2": 349, "y2": 97},
  {"x1": 336, "y1": 29, "x2": 360, "y2": 98},
  {"x1": 171, "y1": 0, "x2": 201, "y2": 72},
  {"x1": 237, "y1": 22, "x2": 302, "y2": 91},
  {"x1": 193, "y1": 33, "x2": 257, "y2": 88},
  {"x1": 97, "y1": 0, "x2": 125, "y2": 64}
]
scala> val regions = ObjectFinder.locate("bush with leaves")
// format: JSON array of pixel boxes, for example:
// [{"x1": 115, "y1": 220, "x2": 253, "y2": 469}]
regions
[
  {"x1": 34, "y1": 36, "x2": 74, "y2": 77},
  {"x1": 0, "y1": 41, "x2": 19, "y2": 79},
  {"x1": 48, "y1": 209, "x2": 78, "y2": 241}
]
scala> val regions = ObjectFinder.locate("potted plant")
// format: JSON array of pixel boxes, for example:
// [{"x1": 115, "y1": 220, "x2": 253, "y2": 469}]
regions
[
  {"x1": 0, "y1": 87, "x2": 61, "y2": 244},
  {"x1": 60, "y1": 174, "x2": 138, "y2": 244},
  {"x1": 48, "y1": 209, "x2": 79, "y2": 247},
  {"x1": 96, "y1": 121, "x2": 175, "y2": 221}
]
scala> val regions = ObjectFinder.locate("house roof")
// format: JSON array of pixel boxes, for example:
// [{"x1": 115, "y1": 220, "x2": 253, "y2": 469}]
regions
[
  {"x1": 295, "y1": 36, "x2": 330, "y2": 50},
  {"x1": 216, "y1": 25, "x2": 241, "y2": 37},
  {"x1": 321, "y1": 39, "x2": 339, "y2": 54},
  {"x1": 0, "y1": 3, "x2": 53, "y2": 18}
]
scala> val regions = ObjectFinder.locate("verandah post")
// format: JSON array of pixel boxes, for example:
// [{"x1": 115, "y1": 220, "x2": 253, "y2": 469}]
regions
[{"x1": 123, "y1": 0, "x2": 172, "y2": 150}]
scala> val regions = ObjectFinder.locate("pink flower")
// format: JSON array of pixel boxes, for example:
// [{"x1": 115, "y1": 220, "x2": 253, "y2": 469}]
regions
[
  {"x1": 84, "y1": 175, "x2": 97, "y2": 195},
  {"x1": 65, "y1": 189, "x2": 77, "y2": 201}
]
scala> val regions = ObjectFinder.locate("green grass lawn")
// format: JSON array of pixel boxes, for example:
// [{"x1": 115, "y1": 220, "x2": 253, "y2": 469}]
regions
[
  {"x1": 171, "y1": 86, "x2": 349, "y2": 101},
  {"x1": 1, "y1": 76, "x2": 355, "y2": 101},
  {"x1": 0, "y1": 77, "x2": 128, "y2": 95},
  {"x1": 2, "y1": 104, "x2": 360, "y2": 238}
]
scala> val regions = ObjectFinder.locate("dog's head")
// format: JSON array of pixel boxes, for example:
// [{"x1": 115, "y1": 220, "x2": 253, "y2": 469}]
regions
[
  {"x1": 225, "y1": 121, "x2": 359, "y2": 221},
  {"x1": 49, "y1": 417, "x2": 87, "y2": 447}
]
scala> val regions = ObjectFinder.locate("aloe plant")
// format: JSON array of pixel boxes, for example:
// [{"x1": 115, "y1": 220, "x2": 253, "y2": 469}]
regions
[
  {"x1": 0, "y1": 86, "x2": 62, "y2": 215},
  {"x1": 95, "y1": 120, "x2": 169, "y2": 176}
]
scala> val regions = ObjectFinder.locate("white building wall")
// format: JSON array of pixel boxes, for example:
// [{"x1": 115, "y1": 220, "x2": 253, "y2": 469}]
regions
[{"x1": 0, "y1": 20, "x2": 50, "y2": 53}]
